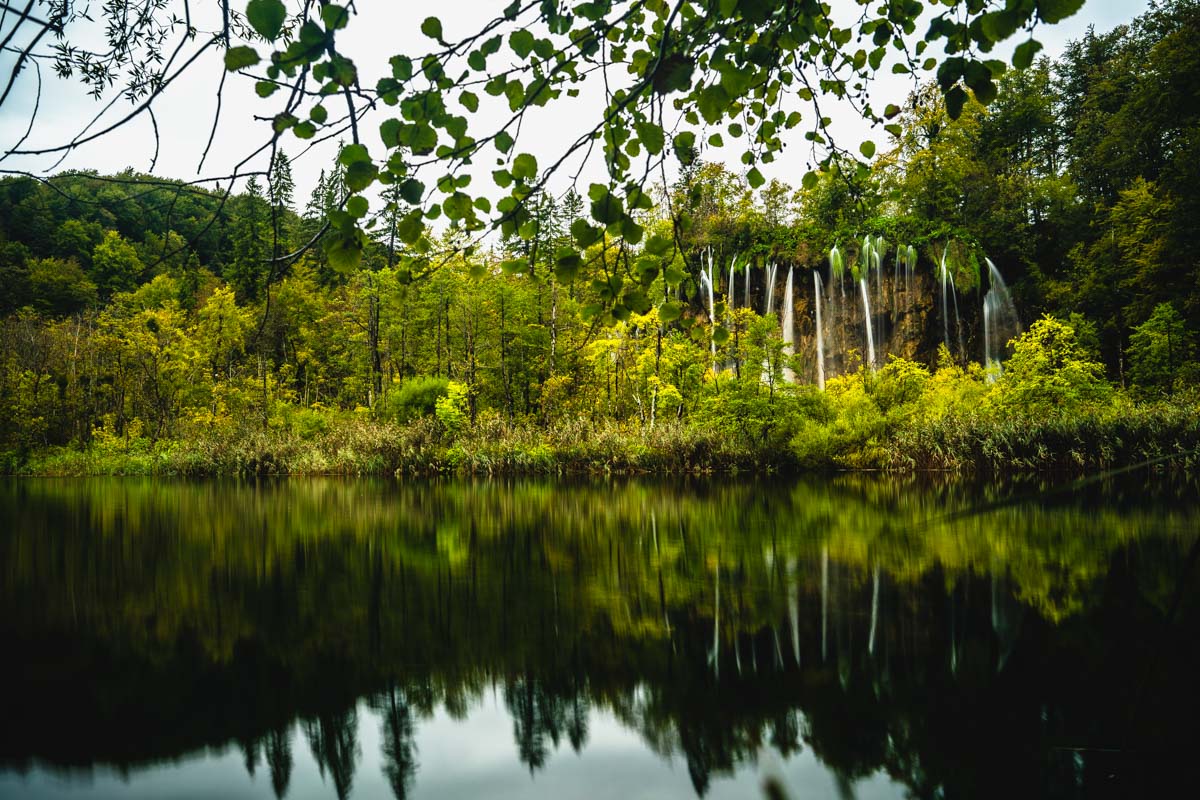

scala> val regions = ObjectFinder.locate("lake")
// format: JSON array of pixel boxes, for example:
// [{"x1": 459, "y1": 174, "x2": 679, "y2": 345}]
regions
[{"x1": 1, "y1": 475, "x2": 1197, "y2": 799}]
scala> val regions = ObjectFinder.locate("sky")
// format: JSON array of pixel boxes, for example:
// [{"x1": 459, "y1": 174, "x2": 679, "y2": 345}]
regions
[{"x1": 0, "y1": 0, "x2": 1150, "y2": 209}]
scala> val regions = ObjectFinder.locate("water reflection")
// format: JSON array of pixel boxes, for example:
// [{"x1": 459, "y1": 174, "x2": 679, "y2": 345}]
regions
[{"x1": 1, "y1": 476, "x2": 1198, "y2": 799}]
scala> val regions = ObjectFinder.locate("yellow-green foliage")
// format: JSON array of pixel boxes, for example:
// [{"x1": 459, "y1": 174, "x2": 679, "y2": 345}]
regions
[{"x1": 992, "y1": 315, "x2": 1112, "y2": 415}]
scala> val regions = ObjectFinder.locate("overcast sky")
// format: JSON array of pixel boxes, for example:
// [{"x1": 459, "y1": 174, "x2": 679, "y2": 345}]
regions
[{"x1": 0, "y1": 1, "x2": 1148, "y2": 208}]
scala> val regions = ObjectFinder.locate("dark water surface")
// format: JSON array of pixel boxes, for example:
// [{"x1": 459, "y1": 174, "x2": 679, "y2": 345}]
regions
[{"x1": 1, "y1": 476, "x2": 1198, "y2": 800}]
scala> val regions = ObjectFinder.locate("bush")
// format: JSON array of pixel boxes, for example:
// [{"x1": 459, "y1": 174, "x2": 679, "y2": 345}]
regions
[{"x1": 381, "y1": 376, "x2": 450, "y2": 423}]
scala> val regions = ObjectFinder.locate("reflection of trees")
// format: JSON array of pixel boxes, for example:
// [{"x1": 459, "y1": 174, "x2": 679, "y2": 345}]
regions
[
  {"x1": 304, "y1": 708, "x2": 360, "y2": 800},
  {"x1": 265, "y1": 726, "x2": 293, "y2": 799},
  {"x1": 375, "y1": 685, "x2": 418, "y2": 800},
  {"x1": 1, "y1": 477, "x2": 1198, "y2": 798},
  {"x1": 504, "y1": 676, "x2": 566, "y2": 773}
]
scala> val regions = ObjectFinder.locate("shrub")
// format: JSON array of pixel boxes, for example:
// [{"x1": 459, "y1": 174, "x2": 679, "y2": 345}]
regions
[{"x1": 381, "y1": 376, "x2": 450, "y2": 423}]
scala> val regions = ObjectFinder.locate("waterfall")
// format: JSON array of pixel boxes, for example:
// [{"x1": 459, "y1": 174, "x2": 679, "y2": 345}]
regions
[
  {"x1": 814, "y1": 271, "x2": 825, "y2": 390},
  {"x1": 860, "y1": 277, "x2": 875, "y2": 370},
  {"x1": 828, "y1": 245, "x2": 844, "y2": 377},
  {"x1": 744, "y1": 260, "x2": 750, "y2": 310},
  {"x1": 781, "y1": 266, "x2": 795, "y2": 382},
  {"x1": 948, "y1": 269, "x2": 965, "y2": 361},
  {"x1": 728, "y1": 261, "x2": 735, "y2": 311},
  {"x1": 983, "y1": 258, "x2": 1021, "y2": 379},
  {"x1": 764, "y1": 262, "x2": 778, "y2": 316},
  {"x1": 940, "y1": 246, "x2": 950, "y2": 353},
  {"x1": 878, "y1": 235, "x2": 888, "y2": 359},
  {"x1": 700, "y1": 251, "x2": 717, "y2": 375}
]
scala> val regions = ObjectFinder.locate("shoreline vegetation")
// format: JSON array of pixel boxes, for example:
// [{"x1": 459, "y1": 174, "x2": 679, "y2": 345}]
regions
[{"x1": 10, "y1": 342, "x2": 1199, "y2": 478}]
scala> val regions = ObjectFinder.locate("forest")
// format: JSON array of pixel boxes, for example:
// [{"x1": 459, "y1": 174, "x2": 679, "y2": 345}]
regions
[{"x1": 2, "y1": 0, "x2": 1199, "y2": 476}]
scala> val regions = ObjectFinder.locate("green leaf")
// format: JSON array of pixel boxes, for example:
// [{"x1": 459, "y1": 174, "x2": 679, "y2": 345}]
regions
[
  {"x1": 509, "y1": 30, "x2": 535, "y2": 58},
  {"x1": 512, "y1": 152, "x2": 538, "y2": 181},
  {"x1": 746, "y1": 167, "x2": 765, "y2": 189},
  {"x1": 338, "y1": 143, "x2": 371, "y2": 166},
  {"x1": 672, "y1": 131, "x2": 696, "y2": 165},
  {"x1": 801, "y1": 171, "x2": 818, "y2": 190},
  {"x1": 255, "y1": 80, "x2": 278, "y2": 98},
  {"x1": 246, "y1": 0, "x2": 286, "y2": 41},
  {"x1": 713, "y1": 325, "x2": 730, "y2": 345},
  {"x1": 321, "y1": 3, "x2": 350, "y2": 31},
  {"x1": 346, "y1": 195, "x2": 369, "y2": 218},
  {"x1": 420, "y1": 16, "x2": 443, "y2": 40},
  {"x1": 979, "y1": 11, "x2": 1019, "y2": 43},
  {"x1": 344, "y1": 160, "x2": 378, "y2": 192},
  {"x1": 1037, "y1": 0, "x2": 1086, "y2": 25},
  {"x1": 635, "y1": 121, "x2": 665, "y2": 155},
  {"x1": 223, "y1": 46, "x2": 260, "y2": 71},
  {"x1": 645, "y1": 233, "x2": 672, "y2": 256},
  {"x1": 501, "y1": 257, "x2": 528, "y2": 275},
  {"x1": 494, "y1": 130, "x2": 514, "y2": 153},
  {"x1": 972, "y1": 79, "x2": 997, "y2": 105},
  {"x1": 658, "y1": 301, "x2": 682, "y2": 323},
  {"x1": 571, "y1": 218, "x2": 601, "y2": 247},
  {"x1": 945, "y1": 86, "x2": 967, "y2": 120},
  {"x1": 324, "y1": 229, "x2": 365, "y2": 273},
  {"x1": 309, "y1": 104, "x2": 328, "y2": 124},
  {"x1": 860, "y1": 140, "x2": 876, "y2": 159},
  {"x1": 379, "y1": 118, "x2": 402, "y2": 147},
  {"x1": 651, "y1": 53, "x2": 694, "y2": 94},
  {"x1": 1013, "y1": 39, "x2": 1043, "y2": 70},
  {"x1": 390, "y1": 55, "x2": 413, "y2": 81},
  {"x1": 459, "y1": 91, "x2": 479, "y2": 112},
  {"x1": 554, "y1": 248, "x2": 582, "y2": 282},
  {"x1": 399, "y1": 178, "x2": 424, "y2": 204}
]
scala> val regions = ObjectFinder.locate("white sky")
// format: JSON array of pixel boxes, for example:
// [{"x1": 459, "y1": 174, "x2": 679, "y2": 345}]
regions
[{"x1": 0, "y1": 1, "x2": 1148, "y2": 209}]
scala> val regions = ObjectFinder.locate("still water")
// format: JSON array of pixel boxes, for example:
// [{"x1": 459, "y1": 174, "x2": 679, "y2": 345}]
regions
[{"x1": 1, "y1": 476, "x2": 1197, "y2": 799}]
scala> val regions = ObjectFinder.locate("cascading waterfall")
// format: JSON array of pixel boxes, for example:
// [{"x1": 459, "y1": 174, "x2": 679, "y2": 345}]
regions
[
  {"x1": 859, "y1": 275, "x2": 876, "y2": 370},
  {"x1": 744, "y1": 259, "x2": 750, "y2": 309},
  {"x1": 948, "y1": 268, "x2": 965, "y2": 360},
  {"x1": 940, "y1": 246, "x2": 951, "y2": 353},
  {"x1": 983, "y1": 258, "x2": 1021, "y2": 379},
  {"x1": 781, "y1": 266, "x2": 795, "y2": 382},
  {"x1": 828, "y1": 244, "x2": 844, "y2": 376},
  {"x1": 813, "y1": 270, "x2": 825, "y2": 390},
  {"x1": 700, "y1": 250, "x2": 717, "y2": 375},
  {"x1": 728, "y1": 261, "x2": 735, "y2": 310},
  {"x1": 764, "y1": 262, "x2": 778, "y2": 316}
]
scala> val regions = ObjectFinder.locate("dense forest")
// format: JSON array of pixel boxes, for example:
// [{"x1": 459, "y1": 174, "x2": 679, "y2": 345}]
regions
[{"x1": 2, "y1": 1, "x2": 1199, "y2": 475}]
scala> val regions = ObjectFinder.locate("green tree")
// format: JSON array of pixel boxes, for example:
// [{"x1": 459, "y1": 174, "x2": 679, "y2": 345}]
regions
[
  {"x1": 1128, "y1": 302, "x2": 1197, "y2": 394},
  {"x1": 993, "y1": 316, "x2": 1112, "y2": 415},
  {"x1": 91, "y1": 230, "x2": 144, "y2": 296}
]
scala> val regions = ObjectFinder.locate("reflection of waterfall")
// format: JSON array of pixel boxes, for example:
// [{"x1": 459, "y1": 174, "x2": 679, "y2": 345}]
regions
[
  {"x1": 782, "y1": 266, "x2": 795, "y2": 382},
  {"x1": 710, "y1": 561, "x2": 720, "y2": 679},
  {"x1": 814, "y1": 271, "x2": 826, "y2": 390},
  {"x1": 821, "y1": 546, "x2": 829, "y2": 663},
  {"x1": 788, "y1": 559, "x2": 800, "y2": 666},
  {"x1": 983, "y1": 258, "x2": 1021, "y2": 379},
  {"x1": 868, "y1": 566, "x2": 879, "y2": 656}
]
